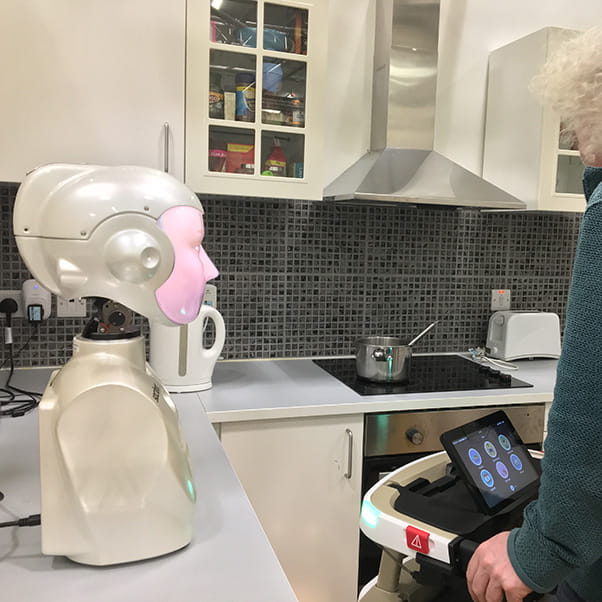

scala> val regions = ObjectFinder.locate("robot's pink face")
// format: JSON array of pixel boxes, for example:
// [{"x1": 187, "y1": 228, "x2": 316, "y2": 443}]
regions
[{"x1": 155, "y1": 206, "x2": 219, "y2": 324}]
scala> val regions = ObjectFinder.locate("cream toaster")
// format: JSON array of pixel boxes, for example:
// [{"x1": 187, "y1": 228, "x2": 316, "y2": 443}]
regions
[{"x1": 486, "y1": 311, "x2": 561, "y2": 360}]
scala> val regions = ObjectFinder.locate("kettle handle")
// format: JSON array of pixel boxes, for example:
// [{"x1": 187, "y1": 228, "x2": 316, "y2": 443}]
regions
[{"x1": 198, "y1": 305, "x2": 226, "y2": 361}]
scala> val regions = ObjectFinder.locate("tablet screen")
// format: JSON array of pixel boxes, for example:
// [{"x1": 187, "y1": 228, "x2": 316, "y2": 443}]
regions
[{"x1": 441, "y1": 411, "x2": 540, "y2": 514}]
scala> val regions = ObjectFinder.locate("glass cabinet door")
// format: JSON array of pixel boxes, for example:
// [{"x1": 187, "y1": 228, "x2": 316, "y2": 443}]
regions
[
  {"x1": 556, "y1": 155, "x2": 586, "y2": 195},
  {"x1": 261, "y1": 58, "x2": 306, "y2": 128},
  {"x1": 263, "y1": 3, "x2": 308, "y2": 54},
  {"x1": 206, "y1": 0, "x2": 308, "y2": 179},
  {"x1": 555, "y1": 123, "x2": 584, "y2": 195},
  {"x1": 209, "y1": 0, "x2": 257, "y2": 47},
  {"x1": 187, "y1": 0, "x2": 325, "y2": 199}
]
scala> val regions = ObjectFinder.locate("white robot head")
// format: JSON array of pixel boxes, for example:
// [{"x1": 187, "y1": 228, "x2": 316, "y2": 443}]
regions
[{"x1": 13, "y1": 164, "x2": 218, "y2": 326}]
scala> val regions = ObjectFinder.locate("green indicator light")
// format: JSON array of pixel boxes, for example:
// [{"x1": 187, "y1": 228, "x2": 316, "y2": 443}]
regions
[
  {"x1": 187, "y1": 479, "x2": 196, "y2": 502},
  {"x1": 361, "y1": 499, "x2": 380, "y2": 528}
]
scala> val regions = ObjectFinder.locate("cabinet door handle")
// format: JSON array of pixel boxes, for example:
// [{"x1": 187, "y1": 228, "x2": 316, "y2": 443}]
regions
[
  {"x1": 344, "y1": 428, "x2": 353, "y2": 479},
  {"x1": 163, "y1": 122, "x2": 170, "y2": 173}
]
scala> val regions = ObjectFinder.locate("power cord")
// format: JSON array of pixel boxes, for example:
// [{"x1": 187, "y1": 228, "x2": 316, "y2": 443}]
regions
[
  {"x1": 0, "y1": 514, "x2": 41, "y2": 528},
  {"x1": 1, "y1": 299, "x2": 42, "y2": 416},
  {"x1": 0, "y1": 300, "x2": 43, "y2": 527},
  {"x1": 0, "y1": 325, "x2": 39, "y2": 371},
  {"x1": 1, "y1": 346, "x2": 41, "y2": 416},
  {"x1": 468, "y1": 347, "x2": 519, "y2": 371}
]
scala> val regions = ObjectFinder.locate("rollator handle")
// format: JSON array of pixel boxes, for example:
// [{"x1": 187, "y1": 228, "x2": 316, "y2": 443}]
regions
[{"x1": 455, "y1": 539, "x2": 542, "y2": 602}]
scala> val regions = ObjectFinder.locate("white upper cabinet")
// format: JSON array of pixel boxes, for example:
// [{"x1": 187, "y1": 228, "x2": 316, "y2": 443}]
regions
[
  {"x1": 482, "y1": 27, "x2": 585, "y2": 212},
  {"x1": 322, "y1": 0, "x2": 375, "y2": 189},
  {"x1": 185, "y1": 0, "x2": 328, "y2": 200},
  {"x1": 0, "y1": 1, "x2": 185, "y2": 183}
]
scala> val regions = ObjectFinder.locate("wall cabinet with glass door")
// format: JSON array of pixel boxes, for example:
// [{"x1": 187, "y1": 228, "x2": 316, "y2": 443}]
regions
[
  {"x1": 482, "y1": 27, "x2": 586, "y2": 212},
  {"x1": 186, "y1": 0, "x2": 327, "y2": 200}
]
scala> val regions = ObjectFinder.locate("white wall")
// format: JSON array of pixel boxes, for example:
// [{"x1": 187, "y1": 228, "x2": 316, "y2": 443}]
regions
[{"x1": 435, "y1": 0, "x2": 602, "y2": 175}]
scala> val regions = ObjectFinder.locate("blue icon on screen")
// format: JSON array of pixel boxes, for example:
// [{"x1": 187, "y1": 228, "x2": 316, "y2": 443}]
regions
[
  {"x1": 468, "y1": 448, "x2": 482, "y2": 466},
  {"x1": 484, "y1": 441, "x2": 497, "y2": 458},
  {"x1": 496, "y1": 461, "x2": 509, "y2": 479},
  {"x1": 498, "y1": 434, "x2": 511, "y2": 451},
  {"x1": 480, "y1": 469, "x2": 495, "y2": 488},
  {"x1": 510, "y1": 453, "x2": 523, "y2": 471}
]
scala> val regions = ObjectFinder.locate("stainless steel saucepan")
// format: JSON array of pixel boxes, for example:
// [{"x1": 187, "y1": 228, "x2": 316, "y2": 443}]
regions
[{"x1": 355, "y1": 321, "x2": 439, "y2": 383}]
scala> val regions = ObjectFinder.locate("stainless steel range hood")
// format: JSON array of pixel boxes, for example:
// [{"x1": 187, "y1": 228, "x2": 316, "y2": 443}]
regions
[{"x1": 323, "y1": 0, "x2": 526, "y2": 210}]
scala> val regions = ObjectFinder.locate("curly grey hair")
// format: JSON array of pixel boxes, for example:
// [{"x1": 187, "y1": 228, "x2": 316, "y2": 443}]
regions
[{"x1": 530, "y1": 26, "x2": 602, "y2": 160}]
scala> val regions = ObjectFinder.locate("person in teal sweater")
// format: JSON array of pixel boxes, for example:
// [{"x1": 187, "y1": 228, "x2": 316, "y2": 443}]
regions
[{"x1": 467, "y1": 27, "x2": 602, "y2": 602}]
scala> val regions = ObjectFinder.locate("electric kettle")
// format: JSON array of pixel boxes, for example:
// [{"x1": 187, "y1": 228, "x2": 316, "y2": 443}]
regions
[{"x1": 149, "y1": 304, "x2": 226, "y2": 392}]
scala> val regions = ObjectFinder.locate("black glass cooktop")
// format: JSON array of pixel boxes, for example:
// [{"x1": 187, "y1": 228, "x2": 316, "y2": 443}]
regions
[{"x1": 313, "y1": 355, "x2": 533, "y2": 396}]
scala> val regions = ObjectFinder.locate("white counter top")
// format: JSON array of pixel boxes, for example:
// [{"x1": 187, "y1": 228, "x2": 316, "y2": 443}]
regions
[
  {"x1": 0, "y1": 376, "x2": 297, "y2": 602},
  {"x1": 0, "y1": 354, "x2": 558, "y2": 599},
  {"x1": 199, "y1": 355, "x2": 558, "y2": 423}
]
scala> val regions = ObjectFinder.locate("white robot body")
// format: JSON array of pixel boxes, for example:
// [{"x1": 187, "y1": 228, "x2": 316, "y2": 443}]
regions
[
  {"x1": 39, "y1": 335, "x2": 195, "y2": 565},
  {"x1": 12, "y1": 163, "x2": 219, "y2": 565}
]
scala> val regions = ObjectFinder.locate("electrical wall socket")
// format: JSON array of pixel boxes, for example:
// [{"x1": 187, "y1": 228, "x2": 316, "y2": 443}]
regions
[
  {"x1": 57, "y1": 297, "x2": 87, "y2": 318},
  {"x1": 491, "y1": 289, "x2": 511, "y2": 311},
  {"x1": 0, "y1": 290, "x2": 25, "y2": 318}
]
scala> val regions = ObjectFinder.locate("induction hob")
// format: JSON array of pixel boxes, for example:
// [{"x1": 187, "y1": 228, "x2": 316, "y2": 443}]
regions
[{"x1": 313, "y1": 354, "x2": 533, "y2": 396}]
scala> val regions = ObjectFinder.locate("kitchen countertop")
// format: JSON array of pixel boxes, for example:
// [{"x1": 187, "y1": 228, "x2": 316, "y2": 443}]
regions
[
  {"x1": 0, "y1": 354, "x2": 558, "y2": 599},
  {"x1": 198, "y1": 355, "x2": 558, "y2": 423},
  {"x1": 0, "y1": 374, "x2": 297, "y2": 602}
]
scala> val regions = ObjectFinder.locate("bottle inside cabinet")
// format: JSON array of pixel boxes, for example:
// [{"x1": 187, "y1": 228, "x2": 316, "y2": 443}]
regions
[{"x1": 261, "y1": 132, "x2": 304, "y2": 179}]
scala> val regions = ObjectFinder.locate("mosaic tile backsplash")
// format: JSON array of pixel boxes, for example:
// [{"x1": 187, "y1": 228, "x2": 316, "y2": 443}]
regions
[{"x1": 1, "y1": 181, "x2": 582, "y2": 367}]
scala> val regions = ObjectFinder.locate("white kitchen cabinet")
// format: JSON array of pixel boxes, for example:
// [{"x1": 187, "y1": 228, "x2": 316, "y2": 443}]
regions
[
  {"x1": 185, "y1": 0, "x2": 328, "y2": 200},
  {"x1": 219, "y1": 414, "x2": 363, "y2": 602},
  {"x1": 0, "y1": 1, "x2": 185, "y2": 183},
  {"x1": 482, "y1": 27, "x2": 585, "y2": 212},
  {"x1": 322, "y1": 0, "x2": 375, "y2": 188}
]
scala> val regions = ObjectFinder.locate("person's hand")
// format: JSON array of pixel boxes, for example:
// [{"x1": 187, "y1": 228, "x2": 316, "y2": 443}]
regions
[{"x1": 466, "y1": 531, "x2": 533, "y2": 602}]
